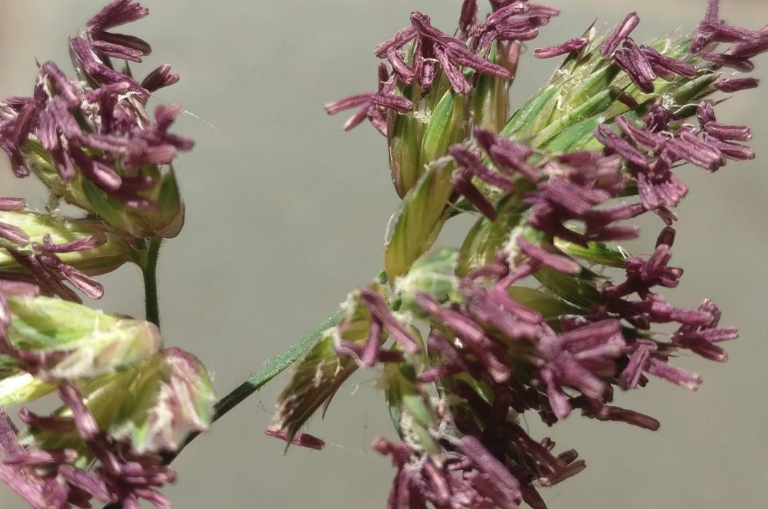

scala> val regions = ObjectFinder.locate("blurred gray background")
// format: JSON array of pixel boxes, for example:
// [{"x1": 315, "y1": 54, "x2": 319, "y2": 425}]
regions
[{"x1": 1, "y1": 0, "x2": 767, "y2": 507}]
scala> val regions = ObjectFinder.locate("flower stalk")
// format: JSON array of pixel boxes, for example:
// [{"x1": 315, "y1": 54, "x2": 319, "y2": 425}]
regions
[
  {"x1": 162, "y1": 306, "x2": 347, "y2": 466},
  {"x1": 141, "y1": 238, "x2": 162, "y2": 328}
]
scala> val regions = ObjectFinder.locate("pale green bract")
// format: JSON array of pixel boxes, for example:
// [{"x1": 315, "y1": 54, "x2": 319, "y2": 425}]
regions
[
  {"x1": 0, "y1": 211, "x2": 131, "y2": 276},
  {"x1": 0, "y1": 296, "x2": 161, "y2": 407}
]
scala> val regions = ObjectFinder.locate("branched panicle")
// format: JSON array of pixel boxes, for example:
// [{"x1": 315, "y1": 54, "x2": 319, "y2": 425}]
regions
[
  {"x1": 275, "y1": 1, "x2": 764, "y2": 508},
  {"x1": 0, "y1": 3, "x2": 214, "y2": 509},
  {"x1": 326, "y1": 1, "x2": 562, "y2": 137},
  {"x1": 2, "y1": 1, "x2": 763, "y2": 508},
  {"x1": 0, "y1": 0, "x2": 190, "y2": 221},
  {"x1": 0, "y1": 0, "x2": 192, "y2": 293}
]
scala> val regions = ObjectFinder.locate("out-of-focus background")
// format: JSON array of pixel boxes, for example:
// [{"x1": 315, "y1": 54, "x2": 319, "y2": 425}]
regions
[{"x1": 1, "y1": 0, "x2": 767, "y2": 507}]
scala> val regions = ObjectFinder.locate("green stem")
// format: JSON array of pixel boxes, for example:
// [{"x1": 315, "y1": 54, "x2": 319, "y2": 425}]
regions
[
  {"x1": 143, "y1": 238, "x2": 162, "y2": 327},
  {"x1": 213, "y1": 309, "x2": 344, "y2": 421},
  {"x1": 162, "y1": 308, "x2": 344, "y2": 465},
  {"x1": 162, "y1": 270, "x2": 388, "y2": 465}
]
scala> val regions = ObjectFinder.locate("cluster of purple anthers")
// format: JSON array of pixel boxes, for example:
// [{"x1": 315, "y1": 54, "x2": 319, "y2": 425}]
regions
[
  {"x1": 1, "y1": 283, "x2": 184, "y2": 509},
  {"x1": 0, "y1": 217, "x2": 108, "y2": 303},
  {"x1": 0, "y1": 0, "x2": 189, "y2": 302},
  {"x1": 275, "y1": 1, "x2": 763, "y2": 508},
  {"x1": 0, "y1": 2, "x2": 208, "y2": 509},
  {"x1": 1, "y1": 385, "x2": 177, "y2": 509},
  {"x1": 0, "y1": 0, "x2": 186, "y2": 198},
  {"x1": 325, "y1": 2, "x2": 561, "y2": 134}
]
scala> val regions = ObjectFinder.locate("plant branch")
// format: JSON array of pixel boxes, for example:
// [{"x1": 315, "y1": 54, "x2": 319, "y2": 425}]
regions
[
  {"x1": 162, "y1": 270, "x2": 388, "y2": 465},
  {"x1": 161, "y1": 308, "x2": 344, "y2": 465},
  {"x1": 142, "y1": 238, "x2": 162, "y2": 327}
]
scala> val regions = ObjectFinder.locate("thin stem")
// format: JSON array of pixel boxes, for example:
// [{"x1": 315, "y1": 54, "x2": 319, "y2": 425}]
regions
[
  {"x1": 162, "y1": 269, "x2": 388, "y2": 465},
  {"x1": 214, "y1": 309, "x2": 344, "y2": 421},
  {"x1": 162, "y1": 308, "x2": 344, "y2": 465},
  {"x1": 143, "y1": 238, "x2": 162, "y2": 327}
]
